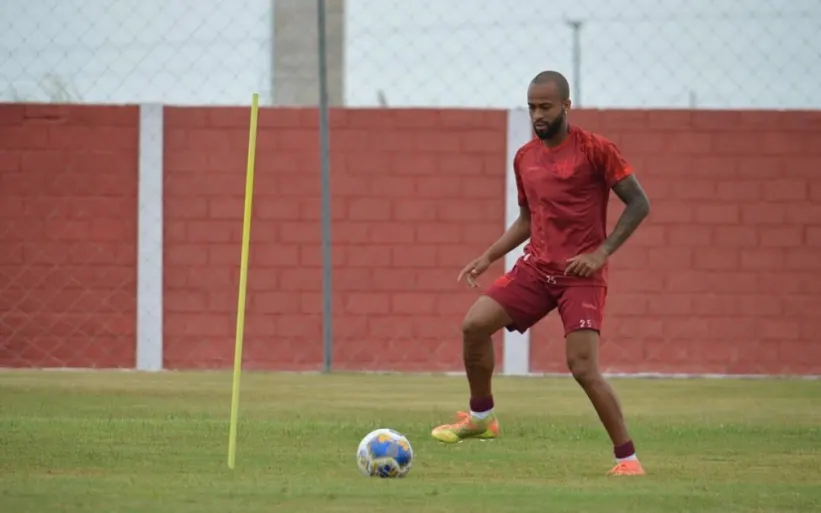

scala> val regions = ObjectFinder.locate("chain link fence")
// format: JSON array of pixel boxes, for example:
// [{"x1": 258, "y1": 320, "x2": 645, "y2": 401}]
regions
[
  {"x1": 2, "y1": 0, "x2": 820, "y2": 374},
  {"x1": 2, "y1": 0, "x2": 273, "y2": 105},
  {"x1": 4, "y1": 0, "x2": 819, "y2": 109},
  {"x1": 346, "y1": 0, "x2": 821, "y2": 109}
]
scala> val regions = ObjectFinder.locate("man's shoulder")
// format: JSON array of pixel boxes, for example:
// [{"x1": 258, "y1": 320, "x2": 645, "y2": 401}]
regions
[
  {"x1": 569, "y1": 125, "x2": 617, "y2": 153},
  {"x1": 512, "y1": 139, "x2": 542, "y2": 171},
  {"x1": 514, "y1": 138, "x2": 542, "y2": 159}
]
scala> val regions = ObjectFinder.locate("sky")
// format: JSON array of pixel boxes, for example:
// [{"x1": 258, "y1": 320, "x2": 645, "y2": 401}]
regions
[{"x1": 2, "y1": 0, "x2": 819, "y2": 109}]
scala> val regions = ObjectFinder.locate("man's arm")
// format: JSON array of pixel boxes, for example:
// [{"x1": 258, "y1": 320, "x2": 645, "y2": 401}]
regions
[
  {"x1": 459, "y1": 144, "x2": 531, "y2": 285},
  {"x1": 485, "y1": 145, "x2": 532, "y2": 263},
  {"x1": 458, "y1": 206, "x2": 530, "y2": 286},
  {"x1": 565, "y1": 138, "x2": 650, "y2": 278},
  {"x1": 599, "y1": 175, "x2": 650, "y2": 257},
  {"x1": 484, "y1": 206, "x2": 531, "y2": 263}
]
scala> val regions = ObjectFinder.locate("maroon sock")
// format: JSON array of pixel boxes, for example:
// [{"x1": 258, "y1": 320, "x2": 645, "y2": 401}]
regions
[
  {"x1": 469, "y1": 395, "x2": 494, "y2": 413},
  {"x1": 614, "y1": 440, "x2": 635, "y2": 459}
]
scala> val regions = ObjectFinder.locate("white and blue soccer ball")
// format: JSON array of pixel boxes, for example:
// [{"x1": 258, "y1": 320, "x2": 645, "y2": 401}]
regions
[{"x1": 356, "y1": 428, "x2": 413, "y2": 478}]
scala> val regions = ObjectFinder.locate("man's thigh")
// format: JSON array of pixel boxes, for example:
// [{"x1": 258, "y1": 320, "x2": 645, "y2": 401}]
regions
[
  {"x1": 555, "y1": 285, "x2": 607, "y2": 336},
  {"x1": 482, "y1": 263, "x2": 556, "y2": 333}
]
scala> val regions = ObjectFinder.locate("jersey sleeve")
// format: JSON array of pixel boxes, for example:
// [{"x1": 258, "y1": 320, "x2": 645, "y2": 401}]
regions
[
  {"x1": 513, "y1": 146, "x2": 527, "y2": 206},
  {"x1": 590, "y1": 135, "x2": 633, "y2": 188}
]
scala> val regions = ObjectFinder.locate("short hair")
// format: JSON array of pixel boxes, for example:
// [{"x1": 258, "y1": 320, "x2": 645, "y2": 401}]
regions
[{"x1": 531, "y1": 70, "x2": 570, "y2": 101}]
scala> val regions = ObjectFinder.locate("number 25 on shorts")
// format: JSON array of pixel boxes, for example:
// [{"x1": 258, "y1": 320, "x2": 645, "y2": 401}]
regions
[{"x1": 579, "y1": 319, "x2": 593, "y2": 328}]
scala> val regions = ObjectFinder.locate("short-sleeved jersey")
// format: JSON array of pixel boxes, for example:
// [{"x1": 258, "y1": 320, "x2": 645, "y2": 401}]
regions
[{"x1": 513, "y1": 125, "x2": 633, "y2": 286}]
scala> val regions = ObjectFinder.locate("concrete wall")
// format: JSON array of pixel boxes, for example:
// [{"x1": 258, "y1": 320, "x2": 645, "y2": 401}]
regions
[{"x1": 272, "y1": 0, "x2": 345, "y2": 106}]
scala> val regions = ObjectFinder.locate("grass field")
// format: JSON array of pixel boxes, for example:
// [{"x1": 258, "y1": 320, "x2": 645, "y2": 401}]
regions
[{"x1": 1, "y1": 370, "x2": 820, "y2": 513}]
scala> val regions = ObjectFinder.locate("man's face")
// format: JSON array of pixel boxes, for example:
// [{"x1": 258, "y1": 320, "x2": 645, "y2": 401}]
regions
[{"x1": 527, "y1": 82, "x2": 570, "y2": 139}]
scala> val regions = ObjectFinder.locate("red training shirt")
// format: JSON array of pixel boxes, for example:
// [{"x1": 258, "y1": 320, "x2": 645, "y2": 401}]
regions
[{"x1": 513, "y1": 125, "x2": 633, "y2": 286}]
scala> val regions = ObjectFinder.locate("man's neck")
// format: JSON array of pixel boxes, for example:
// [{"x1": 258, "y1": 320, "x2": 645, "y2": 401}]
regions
[{"x1": 541, "y1": 125, "x2": 570, "y2": 148}]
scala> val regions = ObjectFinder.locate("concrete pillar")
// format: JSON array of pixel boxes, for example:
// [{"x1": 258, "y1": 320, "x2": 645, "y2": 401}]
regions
[{"x1": 272, "y1": 0, "x2": 345, "y2": 106}]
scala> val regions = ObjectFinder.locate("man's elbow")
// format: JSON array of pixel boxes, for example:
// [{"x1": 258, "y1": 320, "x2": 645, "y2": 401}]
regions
[
  {"x1": 518, "y1": 215, "x2": 532, "y2": 235},
  {"x1": 631, "y1": 196, "x2": 651, "y2": 219}
]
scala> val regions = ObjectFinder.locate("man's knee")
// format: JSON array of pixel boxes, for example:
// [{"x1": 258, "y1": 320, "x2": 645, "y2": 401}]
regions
[
  {"x1": 567, "y1": 352, "x2": 598, "y2": 384},
  {"x1": 462, "y1": 314, "x2": 491, "y2": 339},
  {"x1": 565, "y1": 329, "x2": 601, "y2": 385},
  {"x1": 462, "y1": 296, "x2": 512, "y2": 340}
]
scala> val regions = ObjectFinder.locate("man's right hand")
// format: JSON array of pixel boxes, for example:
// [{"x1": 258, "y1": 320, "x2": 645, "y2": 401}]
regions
[{"x1": 457, "y1": 254, "x2": 493, "y2": 288}]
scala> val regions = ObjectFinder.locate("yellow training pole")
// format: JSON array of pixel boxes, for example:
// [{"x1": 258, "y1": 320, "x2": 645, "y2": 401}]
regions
[{"x1": 227, "y1": 92, "x2": 260, "y2": 470}]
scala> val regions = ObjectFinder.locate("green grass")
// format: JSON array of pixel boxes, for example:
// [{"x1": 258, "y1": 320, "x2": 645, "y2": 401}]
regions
[{"x1": 1, "y1": 371, "x2": 820, "y2": 512}]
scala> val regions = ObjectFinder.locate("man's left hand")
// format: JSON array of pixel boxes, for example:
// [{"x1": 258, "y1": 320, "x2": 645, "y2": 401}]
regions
[{"x1": 565, "y1": 247, "x2": 608, "y2": 278}]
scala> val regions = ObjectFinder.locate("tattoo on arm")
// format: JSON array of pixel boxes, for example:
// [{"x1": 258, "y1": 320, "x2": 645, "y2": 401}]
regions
[{"x1": 601, "y1": 175, "x2": 650, "y2": 256}]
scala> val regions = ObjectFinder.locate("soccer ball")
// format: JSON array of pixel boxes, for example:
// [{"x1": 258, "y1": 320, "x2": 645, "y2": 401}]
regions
[{"x1": 356, "y1": 428, "x2": 413, "y2": 478}]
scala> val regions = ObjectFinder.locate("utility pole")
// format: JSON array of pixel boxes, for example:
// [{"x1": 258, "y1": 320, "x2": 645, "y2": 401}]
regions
[{"x1": 566, "y1": 20, "x2": 583, "y2": 106}]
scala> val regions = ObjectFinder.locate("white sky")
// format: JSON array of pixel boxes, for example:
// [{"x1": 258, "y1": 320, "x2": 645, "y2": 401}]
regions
[{"x1": 2, "y1": 0, "x2": 819, "y2": 109}]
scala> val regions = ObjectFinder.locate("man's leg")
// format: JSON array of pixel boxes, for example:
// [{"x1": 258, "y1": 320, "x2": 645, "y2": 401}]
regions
[
  {"x1": 431, "y1": 264, "x2": 553, "y2": 443},
  {"x1": 558, "y1": 286, "x2": 645, "y2": 476},
  {"x1": 462, "y1": 295, "x2": 512, "y2": 416},
  {"x1": 430, "y1": 295, "x2": 510, "y2": 444}
]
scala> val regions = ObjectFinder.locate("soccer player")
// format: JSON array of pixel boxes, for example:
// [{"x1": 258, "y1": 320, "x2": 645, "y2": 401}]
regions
[{"x1": 430, "y1": 70, "x2": 650, "y2": 477}]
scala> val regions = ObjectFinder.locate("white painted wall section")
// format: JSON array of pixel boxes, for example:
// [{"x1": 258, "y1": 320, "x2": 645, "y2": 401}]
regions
[
  {"x1": 502, "y1": 108, "x2": 533, "y2": 376},
  {"x1": 136, "y1": 104, "x2": 164, "y2": 371}
]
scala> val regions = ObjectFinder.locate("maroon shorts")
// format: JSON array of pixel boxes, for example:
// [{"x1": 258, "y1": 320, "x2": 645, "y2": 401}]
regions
[{"x1": 483, "y1": 261, "x2": 606, "y2": 336}]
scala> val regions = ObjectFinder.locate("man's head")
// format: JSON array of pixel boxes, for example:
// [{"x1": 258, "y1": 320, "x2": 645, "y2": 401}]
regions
[{"x1": 527, "y1": 70, "x2": 571, "y2": 140}]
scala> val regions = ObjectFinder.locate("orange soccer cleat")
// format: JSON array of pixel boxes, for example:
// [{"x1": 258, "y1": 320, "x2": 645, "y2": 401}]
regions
[
  {"x1": 430, "y1": 410, "x2": 500, "y2": 444},
  {"x1": 606, "y1": 459, "x2": 646, "y2": 476}
]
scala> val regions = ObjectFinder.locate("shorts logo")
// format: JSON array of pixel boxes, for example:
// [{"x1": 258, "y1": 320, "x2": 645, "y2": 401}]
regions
[
  {"x1": 582, "y1": 302, "x2": 597, "y2": 310},
  {"x1": 493, "y1": 274, "x2": 512, "y2": 288}
]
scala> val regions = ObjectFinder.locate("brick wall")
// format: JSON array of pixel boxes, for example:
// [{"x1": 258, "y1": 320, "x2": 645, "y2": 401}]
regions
[
  {"x1": 2, "y1": 103, "x2": 820, "y2": 375},
  {"x1": 0, "y1": 104, "x2": 138, "y2": 368},
  {"x1": 162, "y1": 107, "x2": 507, "y2": 371},
  {"x1": 530, "y1": 109, "x2": 821, "y2": 375}
]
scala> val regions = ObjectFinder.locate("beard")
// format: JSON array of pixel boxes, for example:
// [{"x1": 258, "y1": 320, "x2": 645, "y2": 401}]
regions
[{"x1": 533, "y1": 109, "x2": 566, "y2": 139}]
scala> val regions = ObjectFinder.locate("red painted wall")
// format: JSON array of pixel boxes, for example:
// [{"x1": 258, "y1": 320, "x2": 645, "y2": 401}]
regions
[
  {"x1": 531, "y1": 110, "x2": 821, "y2": 375},
  {"x1": 0, "y1": 104, "x2": 138, "y2": 368},
  {"x1": 2, "y1": 103, "x2": 820, "y2": 375},
  {"x1": 162, "y1": 107, "x2": 507, "y2": 371}
]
